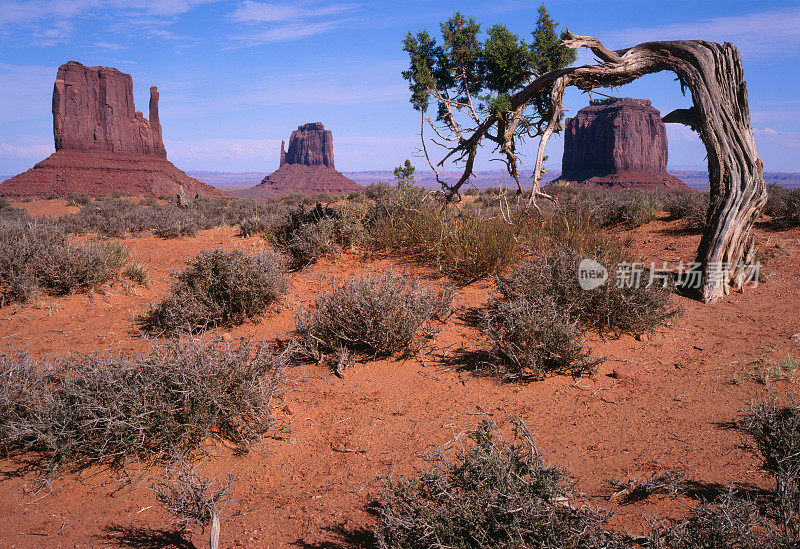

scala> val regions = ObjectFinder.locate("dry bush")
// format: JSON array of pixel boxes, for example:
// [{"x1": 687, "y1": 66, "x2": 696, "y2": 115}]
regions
[
  {"x1": 0, "y1": 337, "x2": 287, "y2": 473},
  {"x1": 497, "y1": 245, "x2": 678, "y2": 336},
  {"x1": 662, "y1": 190, "x2": 709, "y2": 231},
  {"x1": 368, "y1": 184, "x2": 521, "y2": 282},
  {"x1": 151, "y1": 460, "x2": 236, "y2": 548},
  {"x1": 144, "y1": 249, "x2": 287, "y2": 334},
  {"x1": 266, "y1": 203, "x2": 368, "y2": 270},
  {"x1": 295, "y1": 271, "x2": 453, "y2": 360},
  {"x1": 481, "y1": 295, "x2": 599, "y2": 381},
  {"x1": 648, "y1": 489, "x2": 780, "y2": 548},
  {"x1": 66, "y1": 193, "x2": 91, "y2": 206},
  {"x1": 740, "y1": 400, "x2": 800, "y2": 539},
  {"x1": 375, "y1": 418, "x2": 629, "y2": 548},
  {"x1": 0, "y1": 220, "x2": 128, "y2": 303}
]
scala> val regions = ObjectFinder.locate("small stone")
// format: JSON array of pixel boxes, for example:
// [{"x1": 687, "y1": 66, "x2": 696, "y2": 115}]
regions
[{"x1": 610, "y1": 367, "x2": 637, "y2": 383}]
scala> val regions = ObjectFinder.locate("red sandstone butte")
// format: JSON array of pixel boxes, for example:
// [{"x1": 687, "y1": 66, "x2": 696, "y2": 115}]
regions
[
  {"x1": 243, "y1": 123, "x2": 362, "y2": 198},
  {"x1": 0, "y1": 61, "x2": 225, "y2": 198},
  {"x1": 560, "y1": 98, "x2": 688, "y2": 189}
]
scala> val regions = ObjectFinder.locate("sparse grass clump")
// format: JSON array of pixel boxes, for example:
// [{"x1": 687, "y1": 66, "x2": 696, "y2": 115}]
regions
[
  {"x1": 0, "y1": 338, "x2": 287, "y2": 473},
  {"x1": 369, "y1": 184, "x2": 522, "y2": 282},
  {"x1": 375, "y1": 418, "x2": 628, "y2": 548},
  {"x1": 295, "y1": 271, "x2": 453, "y2": 360},
  {"x1": 0, "y1": 220, "x2": 128, "y2": 304},
  {"x1": 124, "y1": 262, "x2": 149, "y2": 286},
  {"x1": 144, "y1": 249, "x2": 287, "y2": 334}
]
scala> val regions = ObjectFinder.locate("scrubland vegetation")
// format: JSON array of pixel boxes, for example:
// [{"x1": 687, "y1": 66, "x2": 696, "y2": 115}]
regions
[{"x1": 1, "y1": 180, "x2": 799, "y2": 545}]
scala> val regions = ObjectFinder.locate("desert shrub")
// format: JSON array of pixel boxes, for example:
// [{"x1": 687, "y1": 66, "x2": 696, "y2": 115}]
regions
[
  {"x1": 238, "y1": 215, "x2": 276, "y2": 238},
  {"x1": 66, "y1": 193, "x2": 91, "y2": 206},
  {"x1": 497, "y1": 245, "x2": 677, "y2": 336},
  {"x1": 739, "y1": 400, "x2": 800, "y2": 538},
  {"x1": 0, "y1": 221, "x2": 128, "y2": 303},
  {"x1": 0, "y1": 338, "x2": 288, "y2": 472},
  {"x1": 481, "y1": 296, "x2": 599, "y2": 381},
  {"x1": 144, "y1": 249, "x2": 287, "y2": 333},
  {"x1": 663, "y1": 190, "x2": 709, "y2": 231},
  {"x1": 375, "y1": 418, "x2": 628, "y2": 549},
  {"x1": 763, "y1": 183, "x2": 790, "y2": 217},
  {"x1": 649, "y1": 488, "x2": 780, "y2": 548},
  {"x1": 295, "y1": 271, "x2": 453, "y2": 360},
  {"x1": 368, "y1": 184, "x2": 521, "y2": 281},
  {"x1": 151, "y1": 460, "x2": 236, "y2": 546},
  {"x1": 268, "y1": 203, "x2": 367, "y2": 269},
  {"x1": 593, "y1": 190, "x2": 661, "y2": 228},
  {"x1": 787, "y1": 189, "x2": 800, "y2": 226},
  {"x1": 149, "y1": 205, "x2": 205, "y2": 238}
]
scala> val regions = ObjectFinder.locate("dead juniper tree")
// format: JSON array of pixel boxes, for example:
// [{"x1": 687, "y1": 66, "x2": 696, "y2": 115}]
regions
[{"x1": 403, "y1": 6, "x2": 767, "y2": 303}]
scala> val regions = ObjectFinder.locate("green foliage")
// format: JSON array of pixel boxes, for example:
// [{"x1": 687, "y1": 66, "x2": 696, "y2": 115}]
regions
[
  {"x1": 393, "y1": 159, "x2": 416, "y2": 187},
  {"x1": 402, "y1": 4, "x2": 576, "y2": 124}
]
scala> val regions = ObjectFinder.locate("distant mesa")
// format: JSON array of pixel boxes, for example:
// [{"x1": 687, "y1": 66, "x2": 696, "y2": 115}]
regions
[
  {"x1": 0, "y1": 60, "x2": 225, "y2": 198},
  {"x1": 559, "y1": 98, "x2": 688, "y2": 189},
  {"x1": 240, "y1": 123, "x2": 362, "y2": 198}
]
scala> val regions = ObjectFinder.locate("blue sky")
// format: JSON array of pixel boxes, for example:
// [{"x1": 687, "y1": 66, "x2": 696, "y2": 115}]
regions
[{"x1": 1, "y1": 0, "x2": 799, "y2": 176}]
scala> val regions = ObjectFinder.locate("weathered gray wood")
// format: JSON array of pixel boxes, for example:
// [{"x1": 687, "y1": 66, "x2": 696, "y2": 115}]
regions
[{"x1": 442, "y1": 32, "x2": 766, "y2": 303}]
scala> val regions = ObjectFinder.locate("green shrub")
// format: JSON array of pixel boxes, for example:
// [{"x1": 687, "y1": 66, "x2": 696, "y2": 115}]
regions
[
  {"x1": 0, "y1": 337, "x2": 288, "y2": 472},
  {"x1": 295, "y1": 271, "x2": 453, "y2": 360},
  {"x1": 144, "y1": 249, "x2": 288, "y2": 333},
  {"x1": 375, "y1": 418, "x2": 628, "y2": 548}
]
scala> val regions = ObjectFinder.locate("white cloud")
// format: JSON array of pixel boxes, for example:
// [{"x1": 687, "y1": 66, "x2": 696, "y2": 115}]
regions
[
  {"x1": 0, "y1": 142, "x2": 53, "y2": 158},
  {"x1": 230, "y1": 1, "x2": 354, "y2": 23},
  {"x1": 229, "y1": 1, "x2": 358, "y2": 46},
  {"x1": 604, "y1": 6, "x2": 800, "y2": 57},
  {"x1": 0, "y1": 0, "x2": 215, "y2": 45}
]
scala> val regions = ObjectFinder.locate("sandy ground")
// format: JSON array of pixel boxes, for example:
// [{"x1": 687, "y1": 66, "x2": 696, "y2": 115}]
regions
[{"x1": 1, "y1": 203, "x2": 799, "y2": 548}]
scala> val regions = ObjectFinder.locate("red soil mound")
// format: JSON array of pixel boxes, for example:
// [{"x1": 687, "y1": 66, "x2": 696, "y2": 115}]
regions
[
  {"x1": 238, "y1": 163, "x2": 362, "y2": 198},
  {"x1": 0, "y1": 149, "x2": 226, "y2": 198}
]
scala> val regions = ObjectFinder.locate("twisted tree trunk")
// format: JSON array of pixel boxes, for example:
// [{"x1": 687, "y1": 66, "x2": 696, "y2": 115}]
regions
[{"x1": 445, "y1": 33, "x2": 767, "y2": 303}]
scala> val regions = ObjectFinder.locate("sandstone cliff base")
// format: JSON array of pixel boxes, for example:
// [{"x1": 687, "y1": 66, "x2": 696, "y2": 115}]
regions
[
  {"x1": 240, "y1": 164, "x2": 362, "y2": 198},
  {"x1": 0, "y1": 150, "x2": 225, "y2": 198}
]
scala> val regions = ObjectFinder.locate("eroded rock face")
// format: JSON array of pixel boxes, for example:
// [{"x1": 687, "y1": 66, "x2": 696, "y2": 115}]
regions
[
  {"x1": 0, "y1": 61, "x2": 225, "y2": 198},
  {"x1": 282, "y1": 122, "x2": 334, "y2": 168},
  {"x1": 561, "y1": 98, "x2": 687, "y2": 188},
  {"x1": 245, "y1": 123, "x2": 360, "y2": 198},
  {"x1": 53, "y1": 61, "x2": 166, "y2": 157}
]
